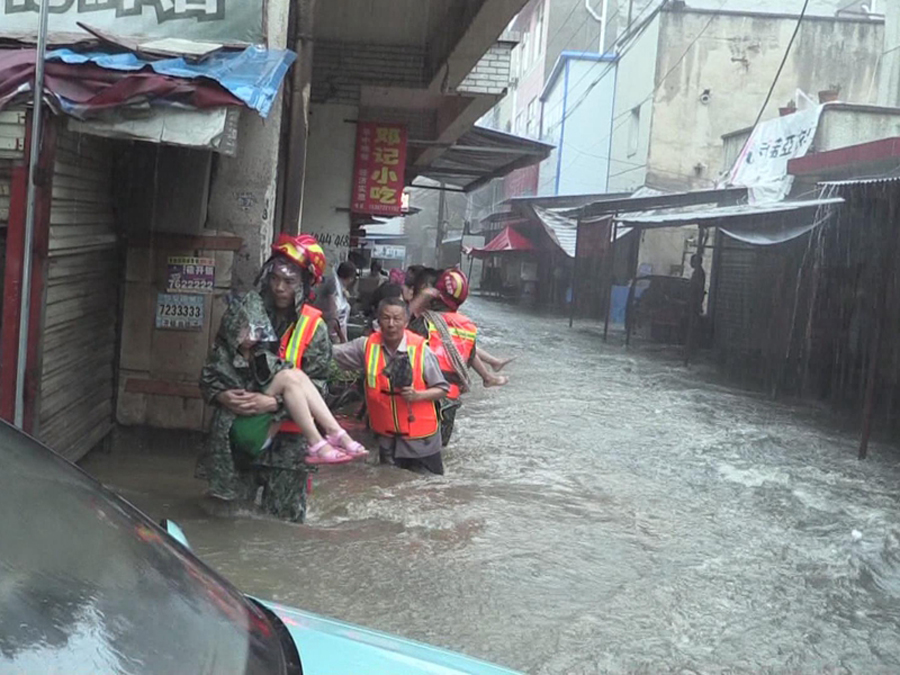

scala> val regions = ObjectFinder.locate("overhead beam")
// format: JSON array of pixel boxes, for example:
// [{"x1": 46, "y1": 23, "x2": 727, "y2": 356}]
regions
[
  {"x1": 413, "y1": 92, "x2": 501, "y2": 168},
  {"x1": 428, "y1": 0, "x2": 527, "y2": 92},
  {"x1": 360, "y1": 85, "x2": 446, "y2": 111}
]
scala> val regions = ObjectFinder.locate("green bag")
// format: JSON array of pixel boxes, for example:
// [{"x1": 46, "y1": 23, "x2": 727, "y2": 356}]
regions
[{"x1": 230, "y1": 414, "x2": 275, "y2": 459}]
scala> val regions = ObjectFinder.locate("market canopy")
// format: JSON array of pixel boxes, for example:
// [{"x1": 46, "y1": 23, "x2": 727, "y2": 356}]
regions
[
  {"x1": 524, "y1": 202, "x2": 634, "y2": 258},
  {"x1": 614, "y1": 197, "x2": 844, "y2": 245},
  {"x1": 464, "y1": 225, "x2": 536, "y2": 258},
  {"x1": 576, "y1": 186, "x2": 748, "y2": 223},
  {"x1": 413, "y1": 126, "x2": 553, "y2": 193}
]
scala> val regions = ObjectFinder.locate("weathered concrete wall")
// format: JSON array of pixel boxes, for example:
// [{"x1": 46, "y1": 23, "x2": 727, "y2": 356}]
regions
[
  {"x1": 301, "y1": 102, "x2": 358, "y2": 266},
  {"x1": 608, "y1": 10, "x2": 661, "y2": 193},
  {"x1": 204, "y1": 0, "x2": 291, "y2": 290},
  {"x1": 559, "y1": 57, "x2": 616, "y2": 194},
  {"x1": 547, "y1": 0, "x2": 603, "y2": 64},
  {"x1": 540, "y1": 56, "x2": 617, "y2": 196},
  {"x1": 116, "y1": 0, "x2": 291, "y2": 431},
  {"x1": 646, "y1": 10, "x2": 883, "y2": 192},
  {"x1": 815, "y1": 105, "x2": 900, "y2": 151},
  {"x1": 538, "y1": 59, "x2": 567, "y2": 195},
  {"x1": 879, "y1": 0, "x2": 900, "y2": 106}
]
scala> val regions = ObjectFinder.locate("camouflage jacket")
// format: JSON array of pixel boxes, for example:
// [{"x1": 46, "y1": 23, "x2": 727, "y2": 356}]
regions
[{"x1": 197, "y1": 291, "x2": 332, "y2": 504}]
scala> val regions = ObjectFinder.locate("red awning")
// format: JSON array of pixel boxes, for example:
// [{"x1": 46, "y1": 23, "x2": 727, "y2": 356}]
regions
[
  {"x1": 465, "y1": 226, "x2": 536, "y2": 259},
  {"x1": 0, "y1": 49, "x2": 242, "y2": 117}
]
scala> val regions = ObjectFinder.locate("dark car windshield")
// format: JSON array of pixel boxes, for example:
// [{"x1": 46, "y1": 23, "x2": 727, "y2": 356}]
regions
[{"x1": 0, "y1": 421, "x2": 288, "y2": 675}]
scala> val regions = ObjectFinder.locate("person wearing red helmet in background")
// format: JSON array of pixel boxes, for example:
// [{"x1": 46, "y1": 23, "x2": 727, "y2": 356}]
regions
[
  {"x1": 407, "y1": 267, "x2": 511, "y2": 389},
  {"x1": 407, "y1": 268, "x2": 511, "y2": 446},
  {"x1": 197, "y1": 234, "x2": 366, "y2": 523}
]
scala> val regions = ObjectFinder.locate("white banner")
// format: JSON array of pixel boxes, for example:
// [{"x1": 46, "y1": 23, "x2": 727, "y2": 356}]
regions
[
  {"x1": 372, "y1": 244, "x2": 406, "y2": 260},
  {"x1": 1, "y1": 0, "x2": 264, "y2": 44},
  {"x1": 728, "y1": 105, "x2": 824, "y2": 204}
]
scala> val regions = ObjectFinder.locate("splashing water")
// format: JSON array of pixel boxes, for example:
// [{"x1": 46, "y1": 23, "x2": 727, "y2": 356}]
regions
[{"x1": 84, "y1": 298, "x2": 900, "y2": 673}]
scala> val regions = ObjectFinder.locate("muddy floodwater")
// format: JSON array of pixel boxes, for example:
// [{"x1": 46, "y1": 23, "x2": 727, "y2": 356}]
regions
[{"x1": 83, "y1": 298, "x2": 900, "y2": 674}]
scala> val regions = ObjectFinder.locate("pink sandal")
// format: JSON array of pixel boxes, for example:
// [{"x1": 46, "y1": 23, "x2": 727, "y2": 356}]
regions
[
  {"x1": 306, "y1": 439, "x2": 353, "y2": 465},
  {"x1": 327, "y1": 429, "x2": 369, "y2": 459}
]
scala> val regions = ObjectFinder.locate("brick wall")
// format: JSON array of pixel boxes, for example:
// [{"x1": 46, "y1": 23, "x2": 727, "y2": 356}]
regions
[
  {"x1": 457, "y1": 42, "x2": 514, "y2": 96},
  {"x1": 312, "y1": 41, "x2": 428, "y2": 104}
]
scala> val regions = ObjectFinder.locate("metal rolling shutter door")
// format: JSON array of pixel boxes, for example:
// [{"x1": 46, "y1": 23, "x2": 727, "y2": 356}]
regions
[
  {"x1": 0, "y1": 111, "x2": 26, "y2": 368},
  {"x1": 38, "y1": 128, "x2": 119, "y2": 461}
]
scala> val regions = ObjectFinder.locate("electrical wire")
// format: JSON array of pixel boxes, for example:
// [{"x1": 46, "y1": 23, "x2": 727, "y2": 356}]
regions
[
  {"x1": 540, "y1": 0, "x2": 665, "y2": 127},
  {"x1": 748, "y1": 0, "x2": 811, "y2": 132},
  {"x1": 541, "y1": 0, "x2": 728, "y2": 191}
]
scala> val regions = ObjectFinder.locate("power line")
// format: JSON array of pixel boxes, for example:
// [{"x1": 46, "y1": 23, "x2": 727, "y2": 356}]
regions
[
  {"x1": 749, "y1": 0, "x2": 811, "y2": 131},
  {"x1": 540, "y1": 0, "x2": 665, "y2": 127},
  {"x1": 574, "y1": 0, "x2": 727, "y2": 131},
  {"x1": 543, "y1": 0, "x2": 591, "y2": 58},
  {"x1": 543, "y1": 0, "x2": 728, "y2": 191}
]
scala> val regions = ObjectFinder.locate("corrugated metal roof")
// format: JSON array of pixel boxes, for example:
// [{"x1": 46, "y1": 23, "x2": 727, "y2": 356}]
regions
[
  {"x1": 577, "y1": 187, "x2": 746, "y2": 223},
  {"x1": 818, "y1": 176, "x2": 900, "y2": 187},
  {"x1": 532, "y1": 206, "x2": 577, "y2": 257},
  {"x1": 415, "y1": 126, "x2": 553, "y2": 193},
  {"x1": 614, "y1": 197, "x2": 843, "y2": 228}
]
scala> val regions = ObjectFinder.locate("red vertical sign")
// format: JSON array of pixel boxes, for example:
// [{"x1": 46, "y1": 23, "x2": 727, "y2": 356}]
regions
[{"x1": 351, "y1": 122, "x2": 407, "y2": 216}]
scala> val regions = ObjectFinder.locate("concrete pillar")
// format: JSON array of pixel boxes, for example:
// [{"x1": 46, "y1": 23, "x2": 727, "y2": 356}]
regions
[
  {"x1": 300, "y1": 102, "x2": 359, "y2": 267},
  {"x1": 205, "y1": 111, "x2": 283, "y2": 289},
  {"x1": 204, "y1": 0, "x2": 290, "y2": 290},
  {"x1": 879, "y1": 0, "x2": 900, "y2": 106}
]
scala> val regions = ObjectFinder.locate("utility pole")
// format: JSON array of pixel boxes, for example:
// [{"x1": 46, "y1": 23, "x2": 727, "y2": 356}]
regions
[
  {"x1": 435, "y1": 181, "x2": 446, "y2": 267},
  {"x1": 15, "y1": 0, "x2": 51, "y2": 429}
]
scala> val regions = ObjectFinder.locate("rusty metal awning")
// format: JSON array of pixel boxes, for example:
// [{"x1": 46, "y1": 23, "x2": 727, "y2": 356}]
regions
[
  {"x1": 615, "y1": 197, "x2": 844, "y2": 245},
  {"x1": 412, "y1": 126, "x2": 553, "y2": 193},
  {"x1": 576, "y1": 187, "x2": 748, "y2": 223}
]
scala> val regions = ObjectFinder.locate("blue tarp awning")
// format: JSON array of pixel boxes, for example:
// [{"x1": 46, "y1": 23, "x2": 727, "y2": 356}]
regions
[{"x1": 46, "y1": 45, "x2": 295, "y2": 118}]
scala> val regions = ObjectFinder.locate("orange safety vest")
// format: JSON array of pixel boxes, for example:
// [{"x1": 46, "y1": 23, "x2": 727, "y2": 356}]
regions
[
  {"x1": 364, "y1": 330, "x2": 439, "y2": 439},
  {"x1": 278, "y1": 304, "x2": 325, "y2": 367},
  {"x1": 278, "y1": 305, "x2": 325, "y2": 436},
  {"x1": 426, "y1": 312, "x2": 477, "y2": 400}
]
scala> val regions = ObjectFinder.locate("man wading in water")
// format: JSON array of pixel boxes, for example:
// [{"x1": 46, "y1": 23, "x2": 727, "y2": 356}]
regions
[{"x1": 333, "y1": 297, "x2": 450, "y2": 474}]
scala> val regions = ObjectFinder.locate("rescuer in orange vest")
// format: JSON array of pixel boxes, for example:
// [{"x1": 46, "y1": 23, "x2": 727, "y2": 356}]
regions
[
  {"x1": 332, "y1": 296, "x2": 450, "y2": 474},
  {"x1": 404, "y1": 269, "x2": 478, "y2": 447},
  {"x1": 407, "y1": 267, "x2": 512, "y2": 389}
]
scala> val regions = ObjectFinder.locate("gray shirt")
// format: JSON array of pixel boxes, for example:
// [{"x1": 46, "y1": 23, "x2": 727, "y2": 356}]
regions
[{"x1": 333, "y1": 333, "x2": 449, "y2": 459}]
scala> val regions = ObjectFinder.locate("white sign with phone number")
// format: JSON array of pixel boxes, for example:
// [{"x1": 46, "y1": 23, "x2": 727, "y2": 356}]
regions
[{"x1": 156, "y1": 293, "x2": 205, "y2": 331}]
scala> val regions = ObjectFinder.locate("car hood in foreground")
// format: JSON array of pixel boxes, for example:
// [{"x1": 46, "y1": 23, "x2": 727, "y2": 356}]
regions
[{"x1": 257, "y1": 599, "x2": 521, "y2": 675}]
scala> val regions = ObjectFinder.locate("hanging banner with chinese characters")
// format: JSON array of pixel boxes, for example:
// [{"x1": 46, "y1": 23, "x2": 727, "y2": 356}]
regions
[
  {"x1": 728, "y1": 105, "x2": 824, "y2": 204},
  {"x1": 351, "y1": 122, "x2": 408, "y2": 216},
  {"x1": 167, "y1": 256, "x2": 215, "y2": 294}
]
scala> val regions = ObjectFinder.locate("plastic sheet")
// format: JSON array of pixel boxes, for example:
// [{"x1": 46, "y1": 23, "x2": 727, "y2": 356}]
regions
[{"x1": 46, "y1": 45, "x2": 296, "y2": 118}]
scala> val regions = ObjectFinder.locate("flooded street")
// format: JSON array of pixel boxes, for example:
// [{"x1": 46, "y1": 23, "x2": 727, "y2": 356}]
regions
[{"x1": 84, "y1": 298, "x2": 900, "y2": 674}]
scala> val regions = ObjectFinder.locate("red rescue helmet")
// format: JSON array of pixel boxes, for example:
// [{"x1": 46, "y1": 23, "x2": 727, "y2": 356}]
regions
[
  {"x1": 436, "y1": 268, "x2": 469, "y2": 311},
  {"x1": 271, "y1": 233, "x2": 327, "y2": 285}
]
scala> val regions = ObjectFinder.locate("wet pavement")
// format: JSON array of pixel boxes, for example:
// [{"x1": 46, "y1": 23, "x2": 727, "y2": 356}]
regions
[{"x1": 82, "y1": 297, "x2": 900, "y2": 674}]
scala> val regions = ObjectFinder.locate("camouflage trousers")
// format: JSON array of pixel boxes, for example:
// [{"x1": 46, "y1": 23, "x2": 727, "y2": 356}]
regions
[
  {"x1": 197, "y1": 410, "x2": 312, "y2": 523},
  {"x1": 440, "y1": 398, "x2": 461, "y2": 447}
]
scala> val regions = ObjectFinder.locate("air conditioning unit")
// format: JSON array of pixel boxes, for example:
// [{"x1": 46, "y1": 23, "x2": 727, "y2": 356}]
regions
[{"x1": 509, "y1": 76, "x2": 519, "y2": 88}]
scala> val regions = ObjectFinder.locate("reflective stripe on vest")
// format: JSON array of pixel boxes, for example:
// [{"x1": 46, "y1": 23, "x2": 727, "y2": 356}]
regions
[
  {"x1": 279, "y1": 305, "x2": 324, "y2": 366},
  {"x1": 364, "y1": 330, "x2": 440, "y2": 439}
]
